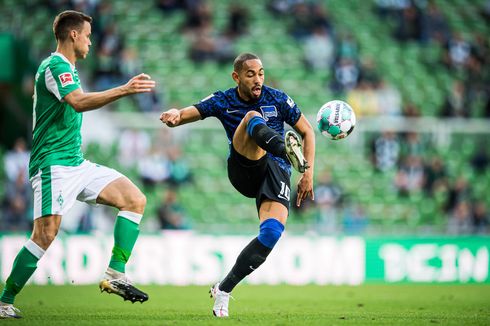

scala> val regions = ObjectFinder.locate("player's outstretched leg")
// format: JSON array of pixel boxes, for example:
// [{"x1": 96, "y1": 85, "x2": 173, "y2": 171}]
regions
[
  {"x1": 246, "y1": 113, "x2": 308, "y2": 173},
  {"x1": 99, "y1": 211, "x2": 148, "y2": 303},
  {"x1": 210, "y1": 218, "x2": 284, "y2": 317},
  {"x1": 246, "y1": 113, "x2": 289, "y2": 160}
]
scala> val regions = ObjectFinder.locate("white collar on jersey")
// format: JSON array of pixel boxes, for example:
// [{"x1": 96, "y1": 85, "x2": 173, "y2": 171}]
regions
[{"x1": 51, "y1": 52, "x2": 76, "y2": 70}]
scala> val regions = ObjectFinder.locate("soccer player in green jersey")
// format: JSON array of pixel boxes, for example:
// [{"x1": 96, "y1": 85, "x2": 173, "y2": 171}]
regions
[{"x1": 0, "y1": 10, "x2": 156, "y2": 319}]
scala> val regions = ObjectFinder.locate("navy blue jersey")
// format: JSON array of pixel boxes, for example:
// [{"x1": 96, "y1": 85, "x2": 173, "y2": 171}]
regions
[{"x1": 194, "y1": 85, "x2": 302, "y2": 174}]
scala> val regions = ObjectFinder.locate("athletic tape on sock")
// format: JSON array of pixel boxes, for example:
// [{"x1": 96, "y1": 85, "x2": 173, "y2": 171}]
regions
[
  {"x1": 24, "y1": 239, "x2": 45, "y2": 259},
  {"x1": 257, "y1": 218, "x2": 285, "y2": 249},
  {"x1": 118, "y1": 211, "x2": 143, "y2": 225},
  {"x1": 246, "y1": 115, "x2": 266, "y2": 137}
]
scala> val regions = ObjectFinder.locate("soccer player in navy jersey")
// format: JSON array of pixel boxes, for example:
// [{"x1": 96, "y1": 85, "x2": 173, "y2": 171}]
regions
[{"x1": 160, "y1": 52, "x2": 315, "y2": 317}]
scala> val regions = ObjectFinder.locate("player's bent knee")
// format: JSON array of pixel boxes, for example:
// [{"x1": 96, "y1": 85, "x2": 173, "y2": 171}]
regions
[
  {"x1": 137, "y1": 192, "x2": 147, "y2": 207},
  {"x1": 125, "y1": 192, "x2": 146, "y2": 212},
  {"x1": 257, "y1": 218, "x2": 285, "y2": 249},
  {"x1": 243, "y1": 110, "x2": 262, "y2": 122}
]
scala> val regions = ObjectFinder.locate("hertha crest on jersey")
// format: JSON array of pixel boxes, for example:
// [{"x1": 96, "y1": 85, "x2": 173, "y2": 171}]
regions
[
  {"x1": 260, "y1": 105, "x2": 277, "y2": 121},
  {"x1": 58, "y1": 72, "x2": 74, "y2": 87}
]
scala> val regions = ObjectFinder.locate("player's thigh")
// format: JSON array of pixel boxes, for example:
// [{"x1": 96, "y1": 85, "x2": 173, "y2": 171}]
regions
[
  {"x1": 73, "y1": 161, "x2": 145, "y2": 213},
  {"x1": 31, "y1": 164, "x2": 87, "y2": 219},
  {"x1": 256, "y1": 159, "x2": 291, "y2": 225},
  {"x1": 232, "y1": 111, "x2": 265, "y2": 160},
  {"x1": 96, "y1": 176, "x2": 146, "y2": 213},
  {"x1": 227, "y1": 145, "x2": 268, "y2": 197},
  {"x1": 258, "y1": 199, "x2": 288, "y2": 225}
]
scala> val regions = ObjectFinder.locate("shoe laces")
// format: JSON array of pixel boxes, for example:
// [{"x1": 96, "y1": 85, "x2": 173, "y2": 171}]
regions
[
  {"x1": 104, "y1": 268, "x2": 133, "y2": 285},
  {"x1": 110, "y1": 277, "x2": 133, "y2": 286},
  {"x1": 213, "y1": 287, "x2": 235, "y2": 301}
]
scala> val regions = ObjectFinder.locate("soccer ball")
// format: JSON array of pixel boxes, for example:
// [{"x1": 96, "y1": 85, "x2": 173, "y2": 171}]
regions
[{"x1": 316, "y1": 100, "x2": 356, "y2": 140}]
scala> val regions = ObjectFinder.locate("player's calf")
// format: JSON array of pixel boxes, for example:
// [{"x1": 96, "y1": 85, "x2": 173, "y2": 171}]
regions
[
  {"x1": 218, "y1": 219, "x2": 284, "y2": 292},
  {"x1": 246, "y1": 115, "x2": 290, "y2": 161},
  {"x1": 211, "y1": 218, "x2": 284, "y2": 317}
]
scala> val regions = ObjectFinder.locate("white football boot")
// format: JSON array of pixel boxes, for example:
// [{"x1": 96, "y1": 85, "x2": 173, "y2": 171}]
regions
[
  {"x1": 0, "y1": 303, "x2": 22, "y2": 319},
  {"x1": 285, "y1": 130, "x2": 309, "y2": 173},
  {"x1": 209, "y1": 283, "x2": 232, "y2": 317}
]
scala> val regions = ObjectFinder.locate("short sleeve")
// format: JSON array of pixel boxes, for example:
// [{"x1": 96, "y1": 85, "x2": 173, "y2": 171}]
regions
[
  {"x1": 46, "y1": 61, "x2": 79, "y2": 100},
  {"x1": 194, "y1": 91, "x2": 223, "y2": 119},
  {"x1": 281, "y1": 92, "x2": 302, "y2": 126}
]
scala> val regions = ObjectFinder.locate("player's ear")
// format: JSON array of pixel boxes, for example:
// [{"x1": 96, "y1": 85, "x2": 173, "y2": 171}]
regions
[
  {"x1": 232, "y1": 71, "x2": 239, "y2": 84},
  {"x1": 70, "y1": 29, "x2": 78, "y2": 42}
]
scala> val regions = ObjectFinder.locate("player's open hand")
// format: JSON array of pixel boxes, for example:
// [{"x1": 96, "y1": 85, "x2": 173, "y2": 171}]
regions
[
  {"x1": 296, "y1": 172, "x2": 314, "y2": 207},
  {"x1": 160, "y1": 109, "x2": 181, "y2": 127},
  {"x1": 124, "y1": 73, "x2": 155, "y2": 94}
]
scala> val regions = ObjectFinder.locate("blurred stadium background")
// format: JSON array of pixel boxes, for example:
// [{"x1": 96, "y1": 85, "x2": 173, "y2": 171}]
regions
[{"x1": 0, "y1": 0, "x2": 489, "y2": 288}]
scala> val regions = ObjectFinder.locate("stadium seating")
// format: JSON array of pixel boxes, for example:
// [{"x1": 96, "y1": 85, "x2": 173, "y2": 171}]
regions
[{"x1": 1, "y1": 0, "x2": 488, "y2": 234}]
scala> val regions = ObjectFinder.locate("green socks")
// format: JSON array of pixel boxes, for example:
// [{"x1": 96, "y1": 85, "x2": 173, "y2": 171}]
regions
[
  {"x1": 0, "y1": 211, "x2": 143, "y2": 305},
  {"x1": 0, "y1": 240, "x2": 45, "y2": 304},
  {"x1": 108, "y1": 211, "x2": 142, "y2": 274}
]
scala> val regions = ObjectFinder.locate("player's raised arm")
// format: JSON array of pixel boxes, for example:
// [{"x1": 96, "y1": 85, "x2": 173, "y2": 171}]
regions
[
  {"x1": 293, "y1": 114, "x2": 316, "y2": 207},
  {"x1": 160, "y1": 106, "x2": 202, "y2": 127},
  {"x1": 65, "y1": 73, "x2": 155, "y2": 112}
]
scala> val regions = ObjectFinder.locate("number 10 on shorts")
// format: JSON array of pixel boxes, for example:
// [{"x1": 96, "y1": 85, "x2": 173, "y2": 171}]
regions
[{"x1": 278, "y1": 181, "x2": 290, "y2": 201}]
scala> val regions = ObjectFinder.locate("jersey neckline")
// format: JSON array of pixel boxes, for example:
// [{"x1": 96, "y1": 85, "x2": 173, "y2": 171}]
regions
[{"x1": 51, "y1": 52, "x2": 76, "y2": 70}]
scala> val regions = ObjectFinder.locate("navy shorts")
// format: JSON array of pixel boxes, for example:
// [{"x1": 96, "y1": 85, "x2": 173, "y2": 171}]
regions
[{"x1": 227, "y1": 145, "x2": 291, "y2": 211}]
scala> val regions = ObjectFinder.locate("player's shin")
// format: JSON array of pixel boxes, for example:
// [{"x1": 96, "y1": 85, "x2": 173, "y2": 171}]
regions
[
  {"x1": 219, "y1": 218, "x2": 284, "y2": 293},
  {"x1": 247, "y1": 116, "x2": 289, "y2": 160},
  {"x1": 108, "y1": 211, "x2": 142, "y2": 274},
  {"x1": 0, "y1": 240, "x2": 45, "y2": 304}
]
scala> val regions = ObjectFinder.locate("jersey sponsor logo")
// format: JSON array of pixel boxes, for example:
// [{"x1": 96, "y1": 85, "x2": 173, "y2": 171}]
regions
[
  {"x1": 58, "y1": 72, "x2": 74, "y2": 87},
  {"x1": 260, "y1": 105, "x2": 277, "y2": 121},
  {"x1": 286, "y1": 96, "x2": 295, "y2": 108}
]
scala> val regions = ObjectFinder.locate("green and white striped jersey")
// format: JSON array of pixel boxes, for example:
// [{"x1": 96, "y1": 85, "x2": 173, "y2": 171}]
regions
[{"x1": 29, "y1": 52, "x2": 84, "y2": 178}]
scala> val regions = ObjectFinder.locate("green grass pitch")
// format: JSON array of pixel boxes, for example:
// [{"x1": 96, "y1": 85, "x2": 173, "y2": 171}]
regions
[{"x1": 5, "y1": 284, "x2": 490, "y2": 325}]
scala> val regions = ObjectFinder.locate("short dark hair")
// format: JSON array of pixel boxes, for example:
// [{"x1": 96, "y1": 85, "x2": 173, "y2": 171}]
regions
[
  {"x1": 233, "y1": 53, "x2": 260, "y2": 73},
  {"x1": 53, "y1": 10, "x2": 92, "y2": 42}
]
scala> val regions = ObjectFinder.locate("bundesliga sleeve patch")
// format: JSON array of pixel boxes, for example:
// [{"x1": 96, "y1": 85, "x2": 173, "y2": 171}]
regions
[
  {"x1": 286, "y1": 96, "x2": 295, "y2": 108},
  {"x1": 58, "y1": 72, "x2": 75, "y2": 87}
]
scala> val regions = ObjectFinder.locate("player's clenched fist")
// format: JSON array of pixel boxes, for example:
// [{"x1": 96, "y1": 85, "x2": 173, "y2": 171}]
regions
[
  {"x1": 160, "y1": 109, "x2": 181, "y2": 127},
  {"x1": 124, "y1": 73, "x2": 156, "y2": 94}
]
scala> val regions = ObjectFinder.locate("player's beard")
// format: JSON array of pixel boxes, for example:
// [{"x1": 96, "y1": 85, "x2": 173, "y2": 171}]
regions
[
  {"x1": 75, "y1": 46, "x2": 89, "y2": 60},
  {"x1": 238, "y1": 83, "x2": 261, "y2": 102}
]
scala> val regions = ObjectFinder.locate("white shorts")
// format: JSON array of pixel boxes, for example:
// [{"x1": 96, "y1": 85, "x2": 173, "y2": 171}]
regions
[{"x1": 30, "y1": 160, "x2": 123, "y2": 219}]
